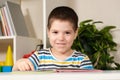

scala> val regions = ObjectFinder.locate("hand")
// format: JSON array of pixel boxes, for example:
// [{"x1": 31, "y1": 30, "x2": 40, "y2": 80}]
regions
[{"x1": 12, "y1": 58, "x2": 34, "y2": 71}]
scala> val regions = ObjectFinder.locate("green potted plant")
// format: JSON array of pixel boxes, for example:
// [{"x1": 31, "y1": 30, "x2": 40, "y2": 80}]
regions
[{"x1": 72, "y1": 19, "x2": 120, "y2": 70}]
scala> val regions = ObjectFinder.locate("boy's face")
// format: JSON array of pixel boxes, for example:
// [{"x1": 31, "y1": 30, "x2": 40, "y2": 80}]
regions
[{"x1": 47, "y1": 19, "x2": 78, "y2": 53}]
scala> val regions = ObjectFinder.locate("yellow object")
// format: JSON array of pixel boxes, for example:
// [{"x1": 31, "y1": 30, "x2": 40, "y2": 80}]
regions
[
  {"x1": 5, "y1": 45, "x2": 13, "y2": 66},
  {"x1": 0, "y1": 61, "x2": 5, "y2": 66}
]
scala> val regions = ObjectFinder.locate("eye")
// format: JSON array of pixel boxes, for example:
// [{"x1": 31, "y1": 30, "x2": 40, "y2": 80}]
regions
[
  {"x1": 52, "y1": 31, "x2": 58, "y2": 34},
  {"x1": 65, "y1": 32, "x2": 71, "y2": 34}
]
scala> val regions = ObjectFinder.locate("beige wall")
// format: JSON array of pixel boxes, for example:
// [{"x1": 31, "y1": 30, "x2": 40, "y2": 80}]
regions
[{"x1": 21, "y1": 0, "x2": 43, "y2": 40}]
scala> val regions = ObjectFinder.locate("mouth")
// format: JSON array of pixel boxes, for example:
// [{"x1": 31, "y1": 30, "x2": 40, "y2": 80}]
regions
[{"x1": 56, "y1": 43, "x2": 66, "y2": 45}]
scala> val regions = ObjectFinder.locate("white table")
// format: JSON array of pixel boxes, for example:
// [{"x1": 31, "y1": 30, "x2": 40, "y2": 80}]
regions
[{"x1": 0, "y1": 70, "x2": 120, "y2": 80}]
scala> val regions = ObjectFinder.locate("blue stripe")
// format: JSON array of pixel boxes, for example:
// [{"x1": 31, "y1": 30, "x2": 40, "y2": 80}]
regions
[
  {"x1": 82, "y1": 66, "x2": 94, "y2": 69},
  {"x1": 38, "y1": 55, "x2": 55, "y2": 60},
  {"x1": 66, "y1": 57, "x2": 84, "y2": 61},
  {"x1": 38, "y1": 55, "x2": 85, "y2": 61},
  {"x1": 29, "y1": 58, "x2": 37, "y2": 70}
]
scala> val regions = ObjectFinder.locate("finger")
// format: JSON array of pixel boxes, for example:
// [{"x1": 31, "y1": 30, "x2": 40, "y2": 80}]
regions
[
  {"x1": 18, "y1": 61, "x2": 28, "y2": 71},
  {"x1": 12, "y1": 64, "x2": 19, "y2": 71},
  {"x1": 24, "y1": 62, "x2": 31, "y2": 71},
  {"x1": 19, "y1": 63, "x2": 27, "y2": 71},
  {"x1": 18, "y1": 65, "x2": 25, "y2": 71}
]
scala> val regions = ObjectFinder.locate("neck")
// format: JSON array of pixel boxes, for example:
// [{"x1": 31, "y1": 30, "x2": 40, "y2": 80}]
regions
[{"x1": 50, "y1": 48, "x2": 73, "y2": 60}]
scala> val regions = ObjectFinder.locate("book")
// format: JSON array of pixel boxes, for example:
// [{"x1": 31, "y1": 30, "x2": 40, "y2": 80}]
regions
[
  {"x1": 5, "y1": 1, "x2": 29, "y2": 36},
  {"x1": 1, "y1": 7, "x2": 11, "y2": 36},
  {"x1": 3, "y1": 6, "x2": 14, "y2": 36},
  {"x1": 35, "y1": 68, "x2": 103, "y2": 73},
  {"x1": 0, "y1": 8, "x2": 7, "y2": 36},
  {"x1": 54, "y1": 68, "x2": 102, "y2": 72},
  {"x1": 0, "y1": 17, "x2": 3, "y2": 36}
]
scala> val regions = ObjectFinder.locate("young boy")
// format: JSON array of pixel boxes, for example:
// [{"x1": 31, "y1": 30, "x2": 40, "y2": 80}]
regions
[{"x1": 12, "y1": 6, "x2": 94, "y2": 71}]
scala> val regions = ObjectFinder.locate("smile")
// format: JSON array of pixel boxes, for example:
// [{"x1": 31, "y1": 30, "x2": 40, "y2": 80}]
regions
[{"x1": 56, "y1": 43, "x2": 66, "y2": 45}]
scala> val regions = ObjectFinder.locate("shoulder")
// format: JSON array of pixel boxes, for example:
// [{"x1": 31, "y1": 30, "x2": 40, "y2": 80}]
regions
[
  {"x1": 72, "y1": 50, "x2": 87, "y2": 57},
  {"x1": 72, "y1": 51, "x2": 90, "y2": 59},
  {"x1": 34, "y1": 48, "x2": 51, "y2": 55}
]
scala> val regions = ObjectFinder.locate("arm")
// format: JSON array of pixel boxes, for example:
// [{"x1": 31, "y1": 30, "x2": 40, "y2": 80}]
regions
[
  {"x1": 80, "y1": 55, "x2": 94, "y2": 69},
  {"x1": 12, "y1": 58, "x2": 34, "y2": 71}
]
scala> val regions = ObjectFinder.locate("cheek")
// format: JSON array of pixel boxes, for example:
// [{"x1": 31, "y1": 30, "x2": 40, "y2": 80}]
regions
[
  {"x1": 49, "y1": 35, "x2": 56, "y2": 42},
  {"x1": 66, "y1": 36, "x2": 74, "y2": 42},
  {"x1": 66, "y1": 37, "x2": 74, "y2": 47}
]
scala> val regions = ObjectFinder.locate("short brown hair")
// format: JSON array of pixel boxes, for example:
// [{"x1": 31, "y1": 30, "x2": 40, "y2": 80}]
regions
[{"x1": 47, "y1": 6, "x2": 78, "y2": 31}]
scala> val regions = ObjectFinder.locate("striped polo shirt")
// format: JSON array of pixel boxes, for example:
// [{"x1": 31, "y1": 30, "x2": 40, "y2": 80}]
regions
[{"x1": 29, "y1": 48, "x2": 94, "y2": 70}]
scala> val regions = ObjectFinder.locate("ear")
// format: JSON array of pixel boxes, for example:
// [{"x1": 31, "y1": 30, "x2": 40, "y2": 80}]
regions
[{"x1": 74, "y1": 28, "x2": 78, "y2": 40}]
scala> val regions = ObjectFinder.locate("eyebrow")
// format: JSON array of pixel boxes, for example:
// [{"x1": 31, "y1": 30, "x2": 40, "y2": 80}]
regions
[{"x1": 51, "y1": 29, "x2": 74, "y2": 32}]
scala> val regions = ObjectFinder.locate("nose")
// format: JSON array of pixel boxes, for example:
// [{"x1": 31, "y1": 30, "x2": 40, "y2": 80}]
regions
[{"x1": 58, "y1": 33, "x2": 65, "y2": 41}]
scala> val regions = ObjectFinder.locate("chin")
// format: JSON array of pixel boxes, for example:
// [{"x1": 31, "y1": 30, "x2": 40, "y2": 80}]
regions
[{"x1": 57, "y1": 48, "x2": 68, "y2": 53}]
